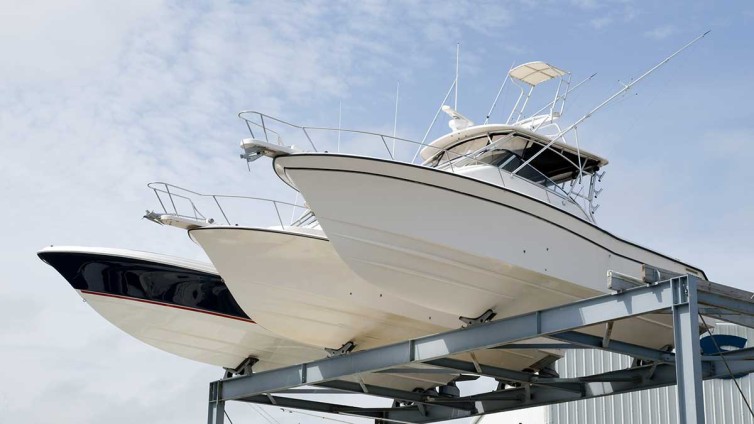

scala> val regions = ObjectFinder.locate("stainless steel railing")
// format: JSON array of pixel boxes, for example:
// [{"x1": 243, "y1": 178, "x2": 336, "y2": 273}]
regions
[
  {"x1": 147, "y1": 182, "x2": 314, "y2": 229},
  {"x1": 237, "y1": 110, "x2": 594, "y2": 218}
]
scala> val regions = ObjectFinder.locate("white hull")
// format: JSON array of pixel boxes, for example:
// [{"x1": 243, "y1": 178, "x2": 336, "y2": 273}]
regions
[
  {"x1": 275, "y1": 154, "x2": 707, "y2": 348},
  {"x1": 39, "y1": 246, "x2": 463, "y2": 391},
  {"x1": 190, "y1": 227, "x2": 562, "y2": 371},
  {"x1": 78, "y1": 288, "x2": 318, "y2": 371},
  {"x1": 78, "y1": 290, "x2": 466, "y2": 390},
  {"x1": 39, "y1": 246, "x2": 320, "y2": 371}
]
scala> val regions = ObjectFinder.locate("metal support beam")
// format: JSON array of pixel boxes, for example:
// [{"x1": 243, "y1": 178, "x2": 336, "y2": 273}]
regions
[
  {"x1": 697, "y1": 307, "x2": 754, "y2": 328},
  {"x1": 205, "y1": 275, "x2": 754, "y2": 423},
  {"x1": 672, "y1": 275, "x2": 705, "y2": 423},
  {"x1": 207, "y1": 381, "x2": 225, "y2": 424},
  {"x1": 426, "y1": 358, "x2": 584, "y2": 393},
  {"x1": 231, "y1": 359, "x2": 754, "y2": 423},
  {"x1": 316, "y1": 380, "x2": 477, "y2": 411},
  {"x1": 492, "y1": 343, "x2": 581, "y2": 350},
  {"x1": 550, "y1": 331, "x2": 675, "y2": 363},
  {"x1": 215, "y1": 280, "x2": 678, "y2": 401}
]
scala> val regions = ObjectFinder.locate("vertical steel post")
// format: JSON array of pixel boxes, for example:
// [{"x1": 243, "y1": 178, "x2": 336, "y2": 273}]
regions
[
  {"x1": 208, "y1": 381, "x2": 225, "y2": 424},
  {"x1": 672, "y1": 275, "x2": 705, "y2": 423}
]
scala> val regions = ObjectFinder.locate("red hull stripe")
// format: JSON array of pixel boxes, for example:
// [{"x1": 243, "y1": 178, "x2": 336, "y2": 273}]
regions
[{"x1": 79, "y1": 290, "x2": 256, "y2": 324}]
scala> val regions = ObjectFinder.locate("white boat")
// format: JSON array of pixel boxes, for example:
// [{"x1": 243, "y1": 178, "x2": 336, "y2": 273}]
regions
[
  {"x1": 246, "y1": 55, "x2": 709, "y2": 350},
  {"x1": 37, "y1": 246, "x2": 320, "y2": 372},
  {"x1": 145, "y1": 183, "x2": 563, "y2": 372},
  {"x1": 38, "y1": 246, "x2": 467, "y2": 391}
]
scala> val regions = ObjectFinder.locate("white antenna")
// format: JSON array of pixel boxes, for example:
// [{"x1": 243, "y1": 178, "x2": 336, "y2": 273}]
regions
[
  {"x1": 512, "y1": 30, "x2": 710, "y2": 176},
  {"x1": 411, "y1": 78, "x2": 456, "y2": 163},
  {"x1": 392, "y1": 81, "x2": 399, "y2": 157},
  {"x1": 337, "y1": 101, "x2": 342, "y2": 153},
  {"x1": 454, "y1": 43, "x2": 460, "y2": 110},
  {"x1": 485, "y1": 61, "x2": 516, "y2": 124}
]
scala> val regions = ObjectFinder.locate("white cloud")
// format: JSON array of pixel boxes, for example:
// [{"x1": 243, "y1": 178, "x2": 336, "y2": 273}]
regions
[
  {"x1": 572, "y1": 0, "x2": 601, "y2": 10},
  {"x1": 590, "y1": 15, "x2": 614, "y2": 29},
  {"x1": 644, "y1": 24, "x2": 677, "y2": 40},
  {"x1": 0, "y1": 0, "x2": 163, "y2": 84}
]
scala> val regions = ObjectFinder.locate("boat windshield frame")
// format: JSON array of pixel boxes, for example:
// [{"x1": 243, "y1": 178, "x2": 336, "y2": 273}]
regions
[
  {"x1": 437, "y1": 146, "x2": 575, "y2": 200},
  {"x1": 424, "y1": 130, "x2": 600, "y2": 183}
]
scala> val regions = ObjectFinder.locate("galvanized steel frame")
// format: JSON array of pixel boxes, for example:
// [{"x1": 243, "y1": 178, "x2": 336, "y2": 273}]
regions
[{"x1": 207, "y1": 275, "x2": 754, "y2": 423}]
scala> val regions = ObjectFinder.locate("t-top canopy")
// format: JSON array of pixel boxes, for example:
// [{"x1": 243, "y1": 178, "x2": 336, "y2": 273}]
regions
[{"x1": 509, "y1": 61, "x2": 567, "y2": 86}]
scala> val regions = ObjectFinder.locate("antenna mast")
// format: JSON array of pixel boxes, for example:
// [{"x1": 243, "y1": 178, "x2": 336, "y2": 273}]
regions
[
  {"x1": 410, "y1": 78, "x2": 456, "y2": 163},
  {"x1": 454, "y1": 43, "x2": 460, "y2": 110},
  {"x1": 337, "y1": 101, "x2": 342, "y2": 153},
  {"x1": 392, "y1": 81, "x2": 399, "y2": 157},
  {"x1": 485, "y1": 61, "x2": 516, "y2": 125}
]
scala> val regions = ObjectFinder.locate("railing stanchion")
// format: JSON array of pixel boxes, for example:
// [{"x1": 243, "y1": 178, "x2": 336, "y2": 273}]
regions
[
  {"x1": 260, "y1": 115, "x2": 270, "y2": 143},
  {"x1": 302, "y1": 128, "x2": 318, "y2": 152},
  {"x1": 214, "y1": 196, "x2": 231, "y2": 225},
  {"x1": 272, "y1": 202, "x2": 285, "y2": 229},
  {"x1": 154, "y1": 188, "x2": 168, "y2": 214},
  {"x1": 245, "y1": 120, "x2": 255, "y2": 139},
  {"x1": 380, "y1": 136, "x2": 394, "y2": 160},
  {"x1": 165, "y1": 184, "x2": 178, "y2": 215}
]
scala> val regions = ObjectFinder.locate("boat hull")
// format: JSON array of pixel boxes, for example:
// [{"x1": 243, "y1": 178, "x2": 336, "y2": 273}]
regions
[
  {"x1": 38, "y1": 246, "x2": 472, "y2": 390},
  {"x1": 190, "y1": 227, "x2": 562, "y2": 371},
  {"x1": 38, "y1": 246, "x2": 321, "y2": 371},
  {"x1": 275, "y1": 154, "x2": 707, "y2": 349}
]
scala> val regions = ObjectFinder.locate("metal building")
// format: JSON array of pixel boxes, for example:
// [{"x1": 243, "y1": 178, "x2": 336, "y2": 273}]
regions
[{"x1": 547, "y1": 323, "x2": 754, "y2": 424}]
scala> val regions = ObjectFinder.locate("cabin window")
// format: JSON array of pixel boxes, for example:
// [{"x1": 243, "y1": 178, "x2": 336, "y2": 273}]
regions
[
  {"x1": 477, "y1": 149, "x2": 559, "y2": 188},
  {"x1": 426, "y1": 136, "x2": 489, "y2": 167},
  {"x1": 426, "y1": 131, "x2": 600, "y2": 186}
]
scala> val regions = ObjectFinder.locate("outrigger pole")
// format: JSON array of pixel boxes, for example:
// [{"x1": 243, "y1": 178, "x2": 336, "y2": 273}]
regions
[{"x1": 511, "y1": 30, "x2": 711, "y2": 176}]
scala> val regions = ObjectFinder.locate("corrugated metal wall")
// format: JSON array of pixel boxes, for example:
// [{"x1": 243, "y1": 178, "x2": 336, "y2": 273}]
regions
[{"x1": 546, "y1": 324, "x2": 754, "y2": 423}]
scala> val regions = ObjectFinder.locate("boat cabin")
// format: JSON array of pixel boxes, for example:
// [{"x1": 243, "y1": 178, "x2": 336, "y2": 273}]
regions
[{"x1": 420, "y1": 124, "x2": 607, "y2": 188}]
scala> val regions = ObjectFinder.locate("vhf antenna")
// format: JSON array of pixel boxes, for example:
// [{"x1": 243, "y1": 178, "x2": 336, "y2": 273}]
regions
[
  {"x1": 454, "y1": 43, "x2": 460, "y2": 110},
  {"x1": 392, "y1": 81, "x2": 399, "y2": 157}
]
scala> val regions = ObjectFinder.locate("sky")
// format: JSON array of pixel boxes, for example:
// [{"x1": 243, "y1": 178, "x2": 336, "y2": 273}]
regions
[{"x1": 1, "y1": 0, "x2": 753, "y2": 423}]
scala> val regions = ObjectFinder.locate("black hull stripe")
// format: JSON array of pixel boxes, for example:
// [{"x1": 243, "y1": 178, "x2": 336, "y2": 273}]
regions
[
  {"x1": 276, "y1": 155, "x2": 706, "y2": 280},
  {"x1": 39, "y1": 251, "x2": 253, "y2": 320}
]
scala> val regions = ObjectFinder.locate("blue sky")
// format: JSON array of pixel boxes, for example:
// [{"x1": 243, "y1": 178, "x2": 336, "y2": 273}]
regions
[{"x1": 1, "y1": 1, "x2": 753, "y2": 422}]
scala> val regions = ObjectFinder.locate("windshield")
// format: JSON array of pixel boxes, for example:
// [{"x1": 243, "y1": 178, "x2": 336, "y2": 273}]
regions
[
  {"x1": 424, "y1": 136, "x2": 488, "y2": 168},
  {"x1": 477, "y1": 149, "x2": 562, "y2": 189},
  {"x1": 425, "y1": 131, "x2": 601, "y2": 184}
]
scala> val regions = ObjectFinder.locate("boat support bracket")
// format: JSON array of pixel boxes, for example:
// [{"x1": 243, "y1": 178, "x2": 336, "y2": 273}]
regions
[
  {"x1": 325, "y1": 341, "x2": 356, "y2": 357},
  {"x1": 460, "y1": 309, "x2": 497, "y2": 327},
  {"x1": 224, "y1": 356, "x2": 259, "y2": 379}
]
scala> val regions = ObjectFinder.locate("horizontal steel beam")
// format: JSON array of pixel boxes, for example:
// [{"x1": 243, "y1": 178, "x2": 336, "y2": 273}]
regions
[
  {"x1": 425, "y1": 358, "x2": 584, "y2": 393},
  {"x1": 235, "y1": 359, "x2": 754, "y2": 423},
  {"x1": 549, "y1": 331, "x2": 675, "y2": 363},
  {"x1": 697, "y1": 308, "x2": 754, "y2": 328},
  {"x1": 492, "y1": 343, "x2": 579, "y2": 350},
  {"x1": 315, "y1": 380, "x2": 476, "y2": 411},
  {"x1": 215, "y1": 279, "x2": 682, "y2": 401},
  {"x1": 699, "y1": 291, "x2": 754, "y2": 325},
  {"x1": 207, "y1": 275, "x2": 754, "y2": 423},
  {"x1": 374, "y1": 367, "x2": 463, "y2": 374}
]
